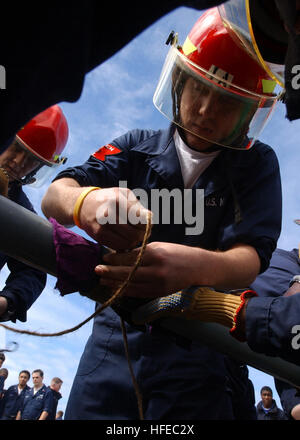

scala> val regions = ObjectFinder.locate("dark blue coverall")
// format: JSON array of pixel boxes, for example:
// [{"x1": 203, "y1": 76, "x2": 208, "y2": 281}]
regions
[
  {"x1": 0, "y1": 182, "x2": 46, "y2": 323},
  {"x1": 0, "y1": 384, "x2": 30, "y2": 420},
  {"x1": 250, "y1": 248, "x2": 300, "y2": 418},
  {"x1": 54, "y1": 125, "x2": 282, "y2": 420},
  {"x1": 46, "y1": 387, "x2": 62, "y2": 420},
  {"x1": 275, "y1": 377, "x2": 300, "y2": 420},
  {"x1": 249, "y1": 248, "x2": 300, "y2": 364},
  {"x1": 20, "y1": 384, "x2": 53, "y2": 420},
  {"x1": 0, "y1": 376, "x2": 6, "y2": 417},
  {"x1": 0, "y1": 375, "x2": 5, "y2": 394}
]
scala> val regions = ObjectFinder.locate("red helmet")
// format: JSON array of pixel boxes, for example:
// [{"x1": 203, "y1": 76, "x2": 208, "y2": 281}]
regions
[
  {"x1": 182, "y1": 7, "x2": 276, "y2": 96},
  {"x1": 16, "y1": 104, "x2": 68, "y2": 166},
  {"x1": 153, "y1": 8, "x2": 280, "y2": 150}
]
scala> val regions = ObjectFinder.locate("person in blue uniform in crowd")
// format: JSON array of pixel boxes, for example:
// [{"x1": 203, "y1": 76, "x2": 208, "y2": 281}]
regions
[
  {"x1": 0, "y1": 353, "x2": 5, "y2": 368},
  {"x1": 47, "y1": 377, "x2": 63, "y2": 420},
  {"x1": 256, "y1": 386, "x2": 287, "y2": 420},
  {"x1": 16, "y1": 369, "x2": 53, "y2": 420},
  {"x1": 42, "y1": 9, "x2": 282, "y2": 420},
  {"x1": 0, "y1": 368, "x2": 8, "y2": 395},
  {"x1": 0, "y1": 367, "x2": 9, "y2": 417},
  {"x1": 0, "y1": 370, "x2": 31, "y2": 420},
  {"x1": 55, "y1": 410, "x2": 64, "y2": 420},
  {"x1": 0, "y1": 105, "x2": 68, "y2": 324}
]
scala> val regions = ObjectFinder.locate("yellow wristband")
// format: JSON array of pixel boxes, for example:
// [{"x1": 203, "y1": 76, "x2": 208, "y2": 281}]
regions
[{"x1": 73, "y1": 186, "x2": 101, "y2": 228}]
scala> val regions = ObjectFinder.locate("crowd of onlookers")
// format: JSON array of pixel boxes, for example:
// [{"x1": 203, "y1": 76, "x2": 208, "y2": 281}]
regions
[
  {"x1": 1, "y1": 350, "x2": 298, "y2": 421},
  {"x1": 0, "y1": 352, "x2": 63, "y2": 420}
]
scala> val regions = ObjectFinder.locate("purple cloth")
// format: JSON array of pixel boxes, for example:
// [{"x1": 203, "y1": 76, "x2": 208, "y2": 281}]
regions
[{"x1": 49, "y1": 218, "x2": 102, "y2": 296}]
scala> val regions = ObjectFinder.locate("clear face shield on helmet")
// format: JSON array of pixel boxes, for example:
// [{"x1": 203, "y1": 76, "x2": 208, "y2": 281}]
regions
[
  {"x1": 26, "y1": 156, "x2": 67, "y2": 188},
  {"x1": 153, "y1": 43, "x2": 279, "y2": 150},
  {"x1": 1, "y1": 136, "x2": 67, "y2": 187},
  {"x1": 218, "y1": 0, "x2": 286, "y2": 88}
]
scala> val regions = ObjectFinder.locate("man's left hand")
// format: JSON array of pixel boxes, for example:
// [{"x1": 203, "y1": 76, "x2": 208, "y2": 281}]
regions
[{"x1": 95, "y1": 242, "x2": 199, "y2": 298}]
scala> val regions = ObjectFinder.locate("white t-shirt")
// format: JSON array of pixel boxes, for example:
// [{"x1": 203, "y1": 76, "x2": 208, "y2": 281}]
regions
[
  {"x1": 33, "y1": 385, "x2": 43, "y2": 395},
  {"x1": 173, "y1": 129, "x2": 220, "y2": 188}
]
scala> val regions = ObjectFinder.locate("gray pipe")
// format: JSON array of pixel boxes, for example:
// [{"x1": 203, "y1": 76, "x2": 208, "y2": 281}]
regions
[
  {"x1": 159, "y1": 318, "x2": 300, "y2": 389},
  {"x1": 0, "y1": 195, "x2": 57, "y2": 276}
]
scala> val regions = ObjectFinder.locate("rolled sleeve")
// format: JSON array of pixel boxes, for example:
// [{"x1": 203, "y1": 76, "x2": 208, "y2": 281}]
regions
[
  {"x1": 1, "y1": 258, "x2": 46, "y2": 322},
  {"x1": 42, "y1": 390, "x2": 54, "y2": 414},
  {"x1": 246, "y1": 294, "x2": 300, "y2": 364}
]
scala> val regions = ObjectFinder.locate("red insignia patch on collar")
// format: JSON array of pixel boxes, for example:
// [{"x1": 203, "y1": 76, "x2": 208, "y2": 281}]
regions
[{"x1": 92, "y1": 144, "x2": 121, "y2": 161}]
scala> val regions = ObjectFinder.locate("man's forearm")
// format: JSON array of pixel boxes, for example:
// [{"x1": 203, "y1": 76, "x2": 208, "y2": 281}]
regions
[
  {"x1": 191, "y1": 244, "x2": 261, "y2": 289},
  {"x1": 42, "y1": 178, "x2": 83, "y2": 225},
  {"x1": 15, "y1": 411, "x2": 21, "y2": 420},
  {"x1": 38, "y1": 410, "x2": 49, "y2": 420}
]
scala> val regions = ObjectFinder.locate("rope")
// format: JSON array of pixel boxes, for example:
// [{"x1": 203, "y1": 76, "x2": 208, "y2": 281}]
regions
[{"x1": 120, "y1": 317, "x2": 144, "y2": 420}]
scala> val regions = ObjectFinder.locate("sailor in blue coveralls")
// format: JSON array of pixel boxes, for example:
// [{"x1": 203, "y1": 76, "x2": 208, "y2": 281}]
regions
[
  {"x1": 0, "y1": 105, "x2": 68, "y2": 324},
  {"x1": 0, "y1": 370, "x2": 31, "y2": 420},
  {"x1": 42, "y1": 9, "x2": 282, "y2": 420},
  {"x1": 46, "y1": 378, "x2": 63, "y2": 420}
]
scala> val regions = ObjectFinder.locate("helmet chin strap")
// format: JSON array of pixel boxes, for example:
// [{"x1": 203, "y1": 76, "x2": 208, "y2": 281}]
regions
[
  {"x1": 19, "y1": 163, "x2": 43, "y2": 186},
  {"x1": 20, "y1": 175, "x2": 36, "y2": 185},
  {"x1": 6, "y1": 174, "x2": 36, "y2": 186}
]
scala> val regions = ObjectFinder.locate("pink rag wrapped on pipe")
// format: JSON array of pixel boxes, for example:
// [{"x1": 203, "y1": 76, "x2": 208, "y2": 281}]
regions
[{"x1": 49, "y1": 218, "x2": 103, "y2": 295}]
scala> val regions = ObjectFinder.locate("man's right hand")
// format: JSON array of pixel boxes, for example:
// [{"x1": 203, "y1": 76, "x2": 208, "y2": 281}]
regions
[
  {"x1": 77, "y1": 186, "x2": 151, "y2": 251},
  {"x1": 42, "y1": 178, "x2": 152, "y2": 251}
]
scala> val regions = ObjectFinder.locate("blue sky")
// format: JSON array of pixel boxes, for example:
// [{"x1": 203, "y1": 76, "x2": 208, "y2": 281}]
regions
[{"x1": 1, "y1": 5, "x2": 300, "y2": 415}]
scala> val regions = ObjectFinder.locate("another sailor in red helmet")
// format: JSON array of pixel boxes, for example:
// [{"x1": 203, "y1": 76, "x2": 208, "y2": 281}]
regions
[{"x1": 0, "y1": 105, "x2": 68, "y2": 323}]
